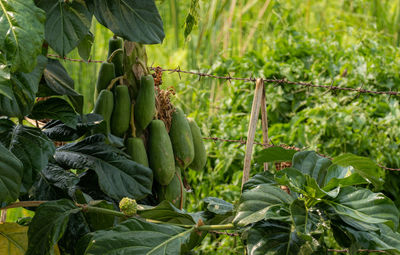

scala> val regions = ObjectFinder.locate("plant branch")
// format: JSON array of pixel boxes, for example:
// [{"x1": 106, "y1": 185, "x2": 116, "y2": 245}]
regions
[
  {"x1": 107, "y1": 49, "x2": 123, "y2": 63},
  {"x1": 0, "y1": 201, "x2": 46, "y2": 210},
  {"x1": 197, "y1": 223, "x2": 235, "y2": 231}
]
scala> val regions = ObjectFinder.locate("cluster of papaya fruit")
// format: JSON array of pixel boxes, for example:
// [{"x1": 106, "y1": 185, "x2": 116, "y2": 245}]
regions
[{"x1": 92, "y1": 36, "x2": 207, "y2": 209}]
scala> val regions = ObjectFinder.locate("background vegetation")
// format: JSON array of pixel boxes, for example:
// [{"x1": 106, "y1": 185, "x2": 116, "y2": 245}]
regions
[{"x1": 48, "y1": 0, "x2": 400, "y2": 253}]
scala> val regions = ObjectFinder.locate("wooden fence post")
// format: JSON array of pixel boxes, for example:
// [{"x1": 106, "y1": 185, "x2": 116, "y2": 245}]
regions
[
  {"x1": 242, "y1": 79, "x2": 264, "y2": 189},
  {"x1": 260, "y1": 85, "x2": 269, "y2": 171}
]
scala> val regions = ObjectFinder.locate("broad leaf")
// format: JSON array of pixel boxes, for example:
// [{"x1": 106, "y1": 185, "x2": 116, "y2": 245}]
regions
[
  {"x1": 77, "y1": 32, "x2": 94, "y2": 61},
  {"x1": 30, "y1": 163, "x2": 79, "y2": 201},
  {"x1": 203, "y1": 197, "x2": 234, "y2": 215},
  {"x1": 326, "y1": 186, "x2": 399, "y2": 231},
  {"x1": 323, "y1": 164, "x2": 367, "y2": 191},
  {"x1": 55, "y1": 135, "x2": 153, "y2": 200},
  {"x1": 292, "y1": 151, "x2": 332, "y2": 187},
  {"x1": 0, "y1": 0, "x2": 45, "y2": 72},
  {"x1": 58, "y1": 209, "x2": 90, "y2": 254},
  {"x1": 87, "y1": 0, "x2": 165, "y2": 44},
  {"x1": 0, "y1": 121, "x2": 55, "y2": 194},
  {"x1": 79, "y1": 218, "x2": 192, "y2": 255},
  {"x1": 333, "y1": 153, "x2": 385, "y2": 189},
  {"x1": 343, "y1": 224, "x2": 400, "y2": 253},
  {"x1": 138, "y1": 201, "x2": 196, "y2": 225},
  {"x1": 255, "y1": 146, "x2": 297, "y2": 163},
  {"x1": 0, "y1": 56, "x2": 47, "y2": 118},
  {"x1": 246, "y1": 221, "x2": 310, "y2": 255},
  {"x1": 42, "y1": 113, "x2": 102, "y2": 142},
  {"x1": 233, "y1": 184, "x2": 294, "y2": 226},
  {"x1": 40, "y1": 59, "x2": 83, "y2": 114},
  {"x1": 84, "y1": 200, "x2": 116, "y2": 231},
  {"x1": 0, "y1": 142, "x2": 23, "y2": 205},
  {"x1": 26, "y1": 199, "x2": 81, "y2": 255},
  {"x1": 0, "y1": 60, "x2": 12, "y2": 99},
  {"x1": 276, "y1": 168, "x2": 340, "y2": 199},
  {"x1": 242, "y1": 171, "x2": 276, "y2": 191},
  {"x1": 290, "y1": 199, "x2": 322, "y2": 241},
  {"x1": 37, "y1": 0, "x2": 93, "y2": 56},
  {"x1": 29, "y1": 98, "x2": 77, "y2": 128},
  {"x1": 0, "y1": 223, "x2": 28, "y2": 255}
]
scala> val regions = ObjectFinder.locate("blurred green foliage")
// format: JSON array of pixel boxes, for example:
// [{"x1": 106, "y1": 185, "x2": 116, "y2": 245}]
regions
[{"x1": 51, "y1": 0, "x2": 400, "y2": 253}]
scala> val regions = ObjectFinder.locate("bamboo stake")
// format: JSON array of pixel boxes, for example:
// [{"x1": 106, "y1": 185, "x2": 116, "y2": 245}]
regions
[
  {"x1": 260, "y1": 85, "x2": 269, "y2": 171},
  {"x1": 242, "y1": 79, "x2": 264, "y2": 189},
  {"x1": 0, "y1": 210, "x2": 6, "y2": 223}
]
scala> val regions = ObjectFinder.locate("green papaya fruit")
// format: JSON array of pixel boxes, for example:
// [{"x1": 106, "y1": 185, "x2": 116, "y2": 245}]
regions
[
  {"x1": 126, "y1": 137, "x2": 149, "y2": 167},
  {"x1": 108, "y1": 36, "x2": 124, "y2": 77},
  {"x1": 169, "y1": 108, "x2": 195, "y2": 169},
  {"x1": 94, "y1": 62, "x2": 115, "y2": 100},
  {"x1": 110, "y1": 85, "x2": 131, "y2": 137},
  {"x1": 134, "y1": 75, "x2": 155, "y2": 130},
  {"x1": 93, "y1": 90, "x2": 114, "y2": 133},
  {"x1": 157, "y1": 167, "x2": 185, "y2": 209},
  {"x1": 188, "y1": 118, "x2": 207, "y2": 170},
  {"x1": 148, "y1": 120, "x2": 175, "y2": 185}
]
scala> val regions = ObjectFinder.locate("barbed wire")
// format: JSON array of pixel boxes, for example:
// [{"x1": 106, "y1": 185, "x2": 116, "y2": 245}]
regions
[
  {"x1": 202, "y1": 136, "x2": 400, "y2": 171},
  {"x1": 151, "y1": 66, "x2": 400, "y2": 97},
  {"x1": 47, "y1": 54, "x2": 104, "y2": 63},
  {"x1": 45, "y1": 54, "x2": 399, "y2": 97}
]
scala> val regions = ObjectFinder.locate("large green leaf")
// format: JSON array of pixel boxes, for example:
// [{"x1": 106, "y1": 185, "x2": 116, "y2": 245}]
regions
[
  {"x1": 30, "y1": 163, "x2": 79, "y2": 201},
  {"x1": 242, "y1": 171, "x2": 276, "y2": 191},
  {"x1": 0, "y1": 58, "x2": 12, "y2": 99},
  {"x1": 42, "y1": 114, "x2": 102, "y2": 142},
  {"x1": 292, "y1": 151, "x2": 332, "y2": 187},
  {"x1": 138, "y1": 201, "x2": 196, "y2": 225},
  {"x1": 343, "y1": 224, "x2": 400, "y2": 253},
  {"x1": 255, "y1": 146, "x2": 297, "y2": 164},
  {"x1": 29, "y1": 97, "x2": 77, "y2": 128},
  {"x1": 0, "y1": 121, "x2": 55, "y2": 194},
  {"x1": 87, "y1": 0, "x2": 165, "y2": 44},
  {"x1": 326, "y1": 186, "x2": 399, "y2": 231},
  {"x1": 203, "y1": 197, "x2": 234, "y2": 215},
  {"x1": 233, "y1": 184, "x2": 294, "y2": 226},
  {"x1": 26, "y1": 199, "x2": 81, "y2": 255},
  {"x1": 322, "y1": 164, "x2": 367, "y2": 191},
  {"x1": 0, "y1": 56, "x2": 47, "y2": 118},
  {"x1": 77, "y1": 32, "x2": 94, "y2": 61},
  {"x1": 55, "y1": 134, "x2": 153, "y2": 200},
  {"x1": 333, "y1": 153, "x2": 385, "y2": 189},
  {"x1": 37, "y1": 0, "x2": 92, "y2": 56},
  {"x1": 290, "y1": 199, "x2": 322, "y2": 242},
  {"x1": 276, "y1": 168, "x2": 340, "y2": 199},
  {"x1": 0, "y1": 142, "x2": 23, "y2": 205},
  {"x1": 245, "y1": 221, "x2": 311, "y2": 255},
  {"x1": 0, "y1": 223, "x2": 28, "y2": 255},
  {"x1": 39, "y1": 58, "x2": 83, "y2": 114},
  {"x1": 84, "y1": 200, "x2": 116, "y2": 231},
  {"x1": 0, "y1": 0, "x2": 45, "y2": 72},
  {"x1": 79, "y1": 218, "x2": 192, "y2": 254}
]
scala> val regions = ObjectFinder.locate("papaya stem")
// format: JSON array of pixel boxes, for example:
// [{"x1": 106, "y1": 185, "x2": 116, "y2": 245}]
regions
[
  {"x1": 106, "y1": 75, "x2": 124, "y2": 91},
  {"x1": 107, "y1": 48, "x2": 123, "y2": 63},
  {"x1": 136, "y1": 58, "x2": 150, "y2": 75},
  {"x1": 197, "y1": 223, "x2": 236, "y2": 231},
  {"x1": 130, "y1": 102, "x2": 136, "y2": 137}
]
